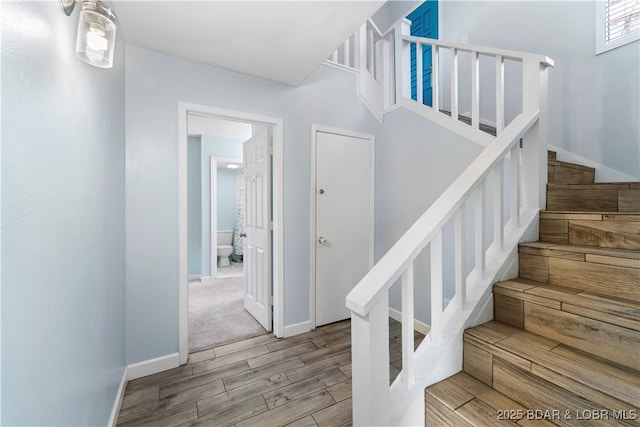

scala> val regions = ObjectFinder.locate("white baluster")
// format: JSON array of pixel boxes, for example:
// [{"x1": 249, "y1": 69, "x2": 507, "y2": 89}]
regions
[
  {"x1": 416, "y1": 42, "x2": 423, "y2": 105},
  {"x1": 475, "y1": 182, "x2": 486, "y2": 279},
  {"x1": 351, "y1": 293, "x2": 390, "y2": 426},
  {"x1": 496, "y1": 55, "x2": 505, "y2": 135},
  {"x1": 510, "y1": 144, "x2": 521, "y2": 228},
  {"x1": 430, "y1": 230, "x2": 443, "y2": 344},
  {"x1": 450, "y1": 48, "x2": 459, "y2": 121},
  {"x1": 471, "y1": 50, "x2": 479, "y2": 129},
  {"x1": 331, "y1": 50, "x2": 338, "y2": 63},
  {"x1": 359, "y1": 24, "x2": 367, "y2": 75},
  {"x1": 368, "y1": 28, "x2": 375, "y2": 73},
  {"x1": 382, "y1": 36, "x2": 393, "y2": 109},
  {"x1": 353, "y1": 28, "x2": 361, "y2": 69},
  {"x1": 394, "y1": 20, "x2": 411, "y2": 103},
  {"x1": 343, "y1": 38, "x2": 351, "y2": 67},
  {"x1": 454, "y1": 208, "x2": 466, "y2": 309},
  {"x1": 493, "y1": 160, "x2": 504, "y2": 252},
  {"x1": 432, "y1": 45, "x2": 440, "y2": 111},
  {"x1": 522, "y1": 58, "x2": 549, "y2": 211},
  {"x1": 401, "y1": 264, "x2": 414, "y2": 388}
]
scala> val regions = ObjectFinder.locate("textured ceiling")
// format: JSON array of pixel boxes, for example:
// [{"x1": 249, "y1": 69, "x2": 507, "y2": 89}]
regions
[{"x1": 114, "y1": 1, "x2": 384, "y2": 86}]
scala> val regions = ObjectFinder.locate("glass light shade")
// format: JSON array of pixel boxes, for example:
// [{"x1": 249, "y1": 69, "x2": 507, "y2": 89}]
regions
[{"x1": 75, "y1": 1, "x2": 116, "y2": 68}]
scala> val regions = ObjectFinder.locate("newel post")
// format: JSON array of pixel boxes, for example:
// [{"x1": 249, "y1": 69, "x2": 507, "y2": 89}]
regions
[
  {"x1": 521, "y1": 59, "x2": 551, "y2": 211},
  {"x1": 351, "y1": 293, "x2": 390, "y2": 426},
  {"x1": 394, "y1": 18, "x2": 411, "y2": 104}
]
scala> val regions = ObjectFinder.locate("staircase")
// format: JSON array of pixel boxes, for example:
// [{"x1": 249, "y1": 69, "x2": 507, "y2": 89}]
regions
[{"x1": 425, "y1": 152, "x2": 640, "y2": 426}]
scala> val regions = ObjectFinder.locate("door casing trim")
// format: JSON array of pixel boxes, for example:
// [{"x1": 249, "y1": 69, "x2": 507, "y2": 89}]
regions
[
  {"x1": 309, "y1": 124, "x2": 375, "y2": 330},
  {"x1": 178, "y1": 102, "x2": 284, "y2": 365}
]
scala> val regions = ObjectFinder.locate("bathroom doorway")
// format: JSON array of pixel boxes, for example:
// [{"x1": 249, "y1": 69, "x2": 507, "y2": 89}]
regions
[{"x1": 182, "y1": 108, "x2": 282, "y2": 358}]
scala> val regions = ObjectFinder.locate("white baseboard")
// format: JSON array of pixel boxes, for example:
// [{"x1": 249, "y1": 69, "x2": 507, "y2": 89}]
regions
[
  {"x1": 108, "y1": 369, "x2": 127, "y2": 427},
  {"x1": 283, "y1": 320, "x2": 312, "y2": 338},
  {"x1": 188, "y1": 274, "x2": 201, "y2": 281},
  {"x1": 549, "y1": 145, "x2": 639, "y2": 182},
  {"x1": 388, "y1": 307, "x2": 431, "y2": 335},
  {"x1": 126, "y1": 353, "x2": 180, "y2": 381}
]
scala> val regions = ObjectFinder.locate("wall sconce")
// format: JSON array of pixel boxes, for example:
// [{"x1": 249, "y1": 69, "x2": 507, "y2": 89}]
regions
[{"x1": 59, "y1": 0, "x2": 117, "y2": 69}]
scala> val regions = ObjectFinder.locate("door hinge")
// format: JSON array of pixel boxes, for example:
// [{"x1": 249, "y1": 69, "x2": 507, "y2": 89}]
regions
[
  {"x1": 268, "y1": 220, "x2": 274, "y2": 230},
  {"x1": 519, "y1": 138, "x2": 523, "y2": 149},
  {"x1": 268, "y1": 144, "x2": 274, "y2": 155},
  {"x1": 269, "y1": 296, "x2": 274, "y2": 306}
]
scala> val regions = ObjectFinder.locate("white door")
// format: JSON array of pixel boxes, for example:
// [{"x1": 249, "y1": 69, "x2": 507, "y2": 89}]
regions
[
  {"x1": 314, "y1": 129, "x2": 373, "y2": 327},
  {"x1": 243, "y1": 128, "x2": 272, "y2": 331}
]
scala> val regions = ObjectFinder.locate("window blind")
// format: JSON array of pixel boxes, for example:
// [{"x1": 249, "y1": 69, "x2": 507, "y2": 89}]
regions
[{"x1": 606, "y1": 0, "x2": 640, "y2": 43}]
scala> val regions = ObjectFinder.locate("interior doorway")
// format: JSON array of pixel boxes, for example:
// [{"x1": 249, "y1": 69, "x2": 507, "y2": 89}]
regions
[{"x1": 178, "y1": 103, "x2": 284, "y2": 365}]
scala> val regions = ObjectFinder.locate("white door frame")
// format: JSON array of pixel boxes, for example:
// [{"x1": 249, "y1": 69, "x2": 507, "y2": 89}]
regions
[
  {"x1": 309, "y1": 124, "x2": 375, "y2": 329},
  {"x1": 209, "y1": 157, "x2": 217, "y2": 281},
  {"x1": 209, "y1": 156, "x2": 242, "y2": 281},
  {"x1": 178, "y1": 102, "x2": 284, "y2": 364}
]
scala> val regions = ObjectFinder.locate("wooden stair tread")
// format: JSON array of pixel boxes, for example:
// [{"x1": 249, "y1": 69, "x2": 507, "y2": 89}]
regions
[
  {"x1": 519, "y1": 241, "x2": 640, "y2": 260},
  {"x1": 464, "y1": 321, "x2": 640, "y2": 409},
  {"x1": 548, "y1": 159, "x2": 595, "y2": 172},
  {"x1": 540, "y1": 211, "x2": 640, "y2": 219},
  {"x1": 546, "y1": 183, "x2": 639, "y2": 212},
  {"x1": 547, "y1": 182, "x2": 639, "y2": 189},
  {"x1": 539, "y1": 211, "x2": 640, "y2": 250},
  {"x1": 518, "y1": 240, "x2": 640, "y2": 301},
  {"x1": 492, "y1": 357, "x2": 638, "y2": 427},
  {"x1": 493, "y1": 272, "x2": 640, "y2": 368},
  {"x1": 426, "y1": 372, "x2": 525, "y2": 427},
  {"x1": 495, "y1": 279, "x2": 640, "y2": 324}
]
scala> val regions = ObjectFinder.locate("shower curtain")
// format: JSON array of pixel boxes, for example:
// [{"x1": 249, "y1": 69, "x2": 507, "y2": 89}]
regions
[{"x1": 232, "y1": 174, "x2": 245, "y2": 260}]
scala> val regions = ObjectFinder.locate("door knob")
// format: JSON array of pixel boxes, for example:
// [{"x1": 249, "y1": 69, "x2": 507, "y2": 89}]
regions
[
  {"x1": 319, "y1": 188, "x2": 325, "y2": 194},
  {"x1": 318, "y1": 236, "x2": 327, "y2": 244},
  {"x1": 239, "y1": 233, "x2": 246, "y2": 238}
]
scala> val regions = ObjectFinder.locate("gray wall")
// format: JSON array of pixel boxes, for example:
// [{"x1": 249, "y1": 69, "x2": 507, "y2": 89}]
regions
[
  {"x1": 124, "y1": 45, "x2": 478, "y2": 364},
  {"x1": 217, "y1": 168, "x2": 238, "y2": 232},
  {"x1": 440, "y1": 0, "x2": 640, "y2": 179},
  {"x1": 188, "y1": 136, "x2": 202, "y2": 276},
  {"x1": 2, "y1": 2, "x2": 126, "y2": 425}
]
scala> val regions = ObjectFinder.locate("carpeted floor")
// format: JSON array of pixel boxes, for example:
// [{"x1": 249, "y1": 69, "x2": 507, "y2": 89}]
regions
[
  {"x1": 215, "y1": 261, "x2": 244, "y2": 279},
  {"x1": 188, "y1": 273, "x2": 267, "y2": 353}
]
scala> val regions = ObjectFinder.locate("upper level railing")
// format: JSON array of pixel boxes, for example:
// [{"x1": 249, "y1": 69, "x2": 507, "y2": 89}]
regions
[
  {"x1": 327, "y1": 19, "x2": 553, "y2": 143},
  {"x1": 329, "y1": 16, "x2": 553, "y2": 427}
]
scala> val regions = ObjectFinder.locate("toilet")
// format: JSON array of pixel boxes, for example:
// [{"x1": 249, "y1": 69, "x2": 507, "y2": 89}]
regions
[{"x1": 217, "y1": 230, "x2": 234, "y2": 267}]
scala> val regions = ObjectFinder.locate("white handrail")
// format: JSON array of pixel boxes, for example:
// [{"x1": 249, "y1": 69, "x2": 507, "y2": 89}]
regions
[
  {"x1": 401, "y1": 35, "x2": 554, "y2": 67},
  {"x1": 346, "y1": 111, "x2": 537, "y2": 316}
]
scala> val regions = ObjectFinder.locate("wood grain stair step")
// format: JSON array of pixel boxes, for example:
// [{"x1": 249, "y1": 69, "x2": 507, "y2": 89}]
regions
[
  {"x1": 494, "y1": 279, "x2": 640, "y2": 332},
  {"x1": 518, "y1": 242, "x2": 640, "y2": 301},
  {"x1": 548, "y1": 159, "x2": 595, "y2": 184},
  {"x1": 425, "y1": 372, "x2": 528, "y2": 426},
  {"x1": 547, "y1": 183, "x2": 640, "y2": 212},
  {"x1": 493, "y1": 279, "x2": 640, "y2": 369},
  {"x1": 548, "y1": 150, "x2": 556, "y2": 160},
  {"x1": 540, "y1": 211, "x2": 640, "y2": 250},
  {"x1": 462, "y1": 321, "x2": 640, "y2": 415}
]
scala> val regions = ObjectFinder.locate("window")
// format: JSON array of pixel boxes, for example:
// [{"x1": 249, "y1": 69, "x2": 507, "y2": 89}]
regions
[{"x1": 596, "y1": 0, "x2": 640, "y2": 54}]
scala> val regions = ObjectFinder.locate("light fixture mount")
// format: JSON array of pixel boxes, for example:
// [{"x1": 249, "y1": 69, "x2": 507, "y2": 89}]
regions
[{"x1": 59, "y1": 0, "x2": 76, "y2": 16}]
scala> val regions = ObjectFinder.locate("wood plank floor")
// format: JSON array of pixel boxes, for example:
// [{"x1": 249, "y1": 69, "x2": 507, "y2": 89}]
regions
[{"x1": 117, "y1": 318, "x2": 425, "y2": 427}]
